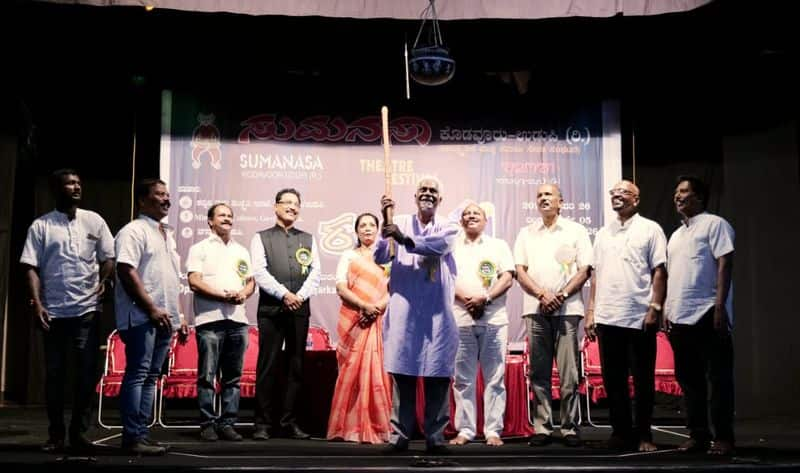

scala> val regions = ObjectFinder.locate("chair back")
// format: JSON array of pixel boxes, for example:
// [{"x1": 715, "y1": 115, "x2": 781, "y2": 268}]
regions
[
  {"x1": 106, "y1": 330, "x2": 127, "y2": 376},
  {"x1": 242, "y1": 326, "x2": 259, "y2": 375},
  {"x1": 307, "y1": 325, "x2": 332, "y2": 351},
  {"x1": 655, "y1": 332, "x2": 676, "y2": 374}
]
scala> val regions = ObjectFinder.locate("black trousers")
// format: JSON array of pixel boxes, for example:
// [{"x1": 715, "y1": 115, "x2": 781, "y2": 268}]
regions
[
  {"x1": 596, "y1": 323, "x2": 657, "y2": 442},
  {"x1": 668, "y1": 309, "x2": 735, "y2": 444},
  {"x1": 254, "y1": 312, "x2": 310, "y2": 430},
  {"x1": 42, "y1": 311, "x2": 100, "y2": 440}
]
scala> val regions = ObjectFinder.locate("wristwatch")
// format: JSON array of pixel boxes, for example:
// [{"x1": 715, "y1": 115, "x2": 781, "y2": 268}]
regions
[
  {"x1": 649, "y1": 302, "x2": 663, "y2": 312},
  {"x1": 560, "y1": 290, "x2": 569, "y2": 299},
  {"x1": 485, "y1": 292, "x2": 493, "y2": 305}
]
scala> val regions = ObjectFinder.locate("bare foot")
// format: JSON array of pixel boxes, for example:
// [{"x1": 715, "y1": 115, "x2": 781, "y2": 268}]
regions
[
  {"x1": 707, "y1": 440, "x2": 735, "y2": 456},
  {"x1": 486, "y1": 436, "x2": 504, "y2": 446},
  {"x1": 638, "y1": 440, "x2": 657, "y2": 452},
  {"x1": 449, "y1": 435, "x2": 469, "y2": 446}
]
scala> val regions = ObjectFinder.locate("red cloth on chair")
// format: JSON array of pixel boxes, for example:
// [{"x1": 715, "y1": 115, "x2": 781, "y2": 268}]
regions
[
  {"x1": 161, "y1": 328, "x2": 207, "y2": 399},
  {"x1": 240, "y1": 326, "x2": 260, "y2": 398},
  {"x1": 413, "y1": 355, "x2": 535, "y2": 439},
  {"x1": 583, "y1": 334, "x2": 681, "y2": 402},
  {"x1": 307, "y1": 325, "x2": 333, "y2": 351},
  {"x1": 96, "y1": 330, "x2": 126, "y2": 397},
  {"x1": 582, "y1": 338, "x2": 606, "y2": 402},
  {"x1": 583, "y1": 337, "x2": 633, "y2": 401},
  {"x1": 654, "y1": 332, "x2": 682, "y2": 396}
]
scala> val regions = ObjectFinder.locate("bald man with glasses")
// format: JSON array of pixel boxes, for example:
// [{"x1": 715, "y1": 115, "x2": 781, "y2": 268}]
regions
[{"x1": 585, "y1": 180, "x2": 667, "y2": 452}]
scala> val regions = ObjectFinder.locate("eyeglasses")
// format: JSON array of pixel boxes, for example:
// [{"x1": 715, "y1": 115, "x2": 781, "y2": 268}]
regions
[
  {"x1": 276, "y1": 201, "x2": 300, "y2": 208},
  {"x1": 608, "y1": 188, "x2": 638, "y2": 197}
]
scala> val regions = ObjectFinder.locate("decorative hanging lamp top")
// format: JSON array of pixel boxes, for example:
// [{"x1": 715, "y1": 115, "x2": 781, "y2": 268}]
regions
[{"x1": 408, "y1": 0, "x2": 455, "y2": 86}]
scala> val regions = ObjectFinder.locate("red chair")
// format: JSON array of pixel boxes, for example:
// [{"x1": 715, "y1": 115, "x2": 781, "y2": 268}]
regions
[
  {"x1": 582, "y1": 334, "x2": 683, "y2": 428},
  {"x1": 307, "y1": 325, "x2": 333, "y2": 351},
  {"x1": 96, "y1": 330, "x2": 157, "y2": 429},
  {"x1": 582, "y1": 337, "x2": 611, "y2": 427},
  {"x1": 239, "y1": 326, "x2": 260, "y2": 399},
  {"x1": 654, "y1": 332, "x2": 682, "y2": 396},
  {"x1": 522, "y1": 336, "x2": 582, "y2": 427},
  {"x1": 157, "y1": 327, "x2": 211, "y2": 428}
]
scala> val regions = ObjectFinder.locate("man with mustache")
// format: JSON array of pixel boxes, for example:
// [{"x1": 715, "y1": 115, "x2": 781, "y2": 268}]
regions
[
  {"x1": 514, "y1": 184, "x2": 592, "y2": 447},
  {"x1": 187, "y1": 203, "x2": 255, "y2": 442},
  {"x1": 20, "y1": 169, "x2": 115, "y2": 453},
  {"x1": 250, "y1": 188, "x2": 320, "y2": 441},
  {"x1": 114, "y1": 178, "x2": 188, "y2": 455},
  {"x1": 664, "y1": 175, "x2": 736, "y2": 456},
  {"x1": 449, "y1": 203, "x2": 515, "y2": 447},
  {"x1": 585, "y1": 180, "x2": 667, "y2": 452},
  {"x1": 377, "y1": 177, "x2": 460, "y2": 454}
]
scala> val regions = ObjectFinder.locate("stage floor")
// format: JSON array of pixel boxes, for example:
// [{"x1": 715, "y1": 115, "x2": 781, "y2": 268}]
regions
[{"x1": 1, "y1": 406, "x2": 799, "y2": 472}]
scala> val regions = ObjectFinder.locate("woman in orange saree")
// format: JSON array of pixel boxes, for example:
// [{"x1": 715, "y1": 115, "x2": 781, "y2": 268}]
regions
[{"x1": 326, "y1": 213, "x2": 392, "y2": 443}]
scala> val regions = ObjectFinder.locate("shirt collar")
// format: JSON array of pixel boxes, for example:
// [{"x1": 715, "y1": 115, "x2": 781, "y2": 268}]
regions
[
  {"x1": 461, "y1": 233, "x2": 485, "y2": 245},
  {"x1": 138, "y1": 214, "x2": 173, "y2": 231},
  {"x1": 535, "y1": 215, "x2": 563, "y2": 232},
  {"x1": 611, "y1": 212, "x2": 639, "y2": 232},
  {"x1": 413, "y1": 213, "x2": 437, "y2": 231},
  {"x1": 682, "y1": 211, "x2": 707, "y2": 227},
  {"x1": 53, "y1": 208, "x2": 80, "y2": 221},
  {"x1": 208, "y1": 233, "x2": 234, "y2": 245}
]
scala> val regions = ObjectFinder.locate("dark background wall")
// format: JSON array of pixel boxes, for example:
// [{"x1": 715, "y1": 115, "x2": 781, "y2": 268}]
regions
[{"x1": 1, "y1": 0, "x2": 798, "y2": 418}]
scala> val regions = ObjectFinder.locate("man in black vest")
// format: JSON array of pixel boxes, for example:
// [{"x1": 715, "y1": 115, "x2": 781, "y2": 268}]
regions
[{"x1": 249, "y1": 188, "x2": 321, "y2": 440}]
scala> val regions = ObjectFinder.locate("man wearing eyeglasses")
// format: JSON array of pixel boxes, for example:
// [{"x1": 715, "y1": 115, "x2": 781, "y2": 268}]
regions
[
  {"x1": 585, "y1": 180, "x2": 667, "y2": 452},
  {"x1": 514, "y1": 183, "x2": 593, "y2": 447},
  {"x1": 250, "y1": 188, "x2": 321, "y2": 441}
]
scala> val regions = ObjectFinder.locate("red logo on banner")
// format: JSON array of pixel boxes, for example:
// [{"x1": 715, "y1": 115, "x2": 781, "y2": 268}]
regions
[{"x1": 238, "y1": 114, "x2": 431, "y2": 145}]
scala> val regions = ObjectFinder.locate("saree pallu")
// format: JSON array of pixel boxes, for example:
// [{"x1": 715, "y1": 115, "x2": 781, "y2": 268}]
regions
[{"x1": 326, "y1": 255, "x2": 391, "y2": 443}]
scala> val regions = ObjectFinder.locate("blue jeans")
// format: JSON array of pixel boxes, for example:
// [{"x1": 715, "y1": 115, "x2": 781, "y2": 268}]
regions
[
  {"x1": 196, "y1": 320, "x2": 249, "y2": 428},
  {"x1": 119, "y1": 322, "x2": 173, "y2": 444}
]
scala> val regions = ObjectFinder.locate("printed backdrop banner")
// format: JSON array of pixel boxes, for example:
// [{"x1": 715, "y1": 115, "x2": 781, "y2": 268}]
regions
[{"x1": 160, "y1": 90, "x2": 621, "y2": 346}]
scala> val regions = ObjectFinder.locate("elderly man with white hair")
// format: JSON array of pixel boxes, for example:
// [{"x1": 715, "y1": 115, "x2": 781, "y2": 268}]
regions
[{"x1": 376, "y1": 176, "x2": 460, "y2": 455}]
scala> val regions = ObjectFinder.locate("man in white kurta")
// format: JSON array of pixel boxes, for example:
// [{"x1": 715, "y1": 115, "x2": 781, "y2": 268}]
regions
[
  {"x1": 376, "y1": 177, "x2": 460, "y2": 454},
  {"x1": 449, "y1": 203, "x2": 515, "y2": 447},
  {"x1": 665, "y1": 175, "x2": 735, "y2": 456},
  {"x1": 514, "y1": 184, "x2": 592, "y2": 447},
  {"x1": 585, "y1": 180, "x2": 667, "y2": 452}
]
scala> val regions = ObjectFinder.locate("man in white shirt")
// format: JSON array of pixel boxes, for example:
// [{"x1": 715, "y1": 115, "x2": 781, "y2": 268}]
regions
[
  {"x1": 514, "y1": 184, "x2": 593, "y2": 447},
  {"x1": 20, "y1": 169, "x2": 114, "y2": 453},
  {"x1": 449, "y1": 203, "x2": 514, "y2": 447},
  {"x1": 585, "y1": 180, "x2": 667, "y2": 452},
  {"x1": 114, "y1": 178, "x2": 188, "y2": 455},
  {"x1": 249, "y1": 188, "x2": 320, "y2": 440},
  {"x1": 187, "y1": 203, "x2": 255, "y2": 442},
  {"x1": 665, "y1": 175, "x2": 735, "y2": 456}
]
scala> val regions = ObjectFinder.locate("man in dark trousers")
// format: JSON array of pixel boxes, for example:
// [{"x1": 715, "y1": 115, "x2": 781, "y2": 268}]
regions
[
  {"x1": 249, "y1": 188, "x2": 320, "y2": 440},
  {"x1": 665, "y1": 175, "x2": 736, "y2": 456},
  {"x1": 20, "y1": 168, "x2": 115, "y2": 453}
]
